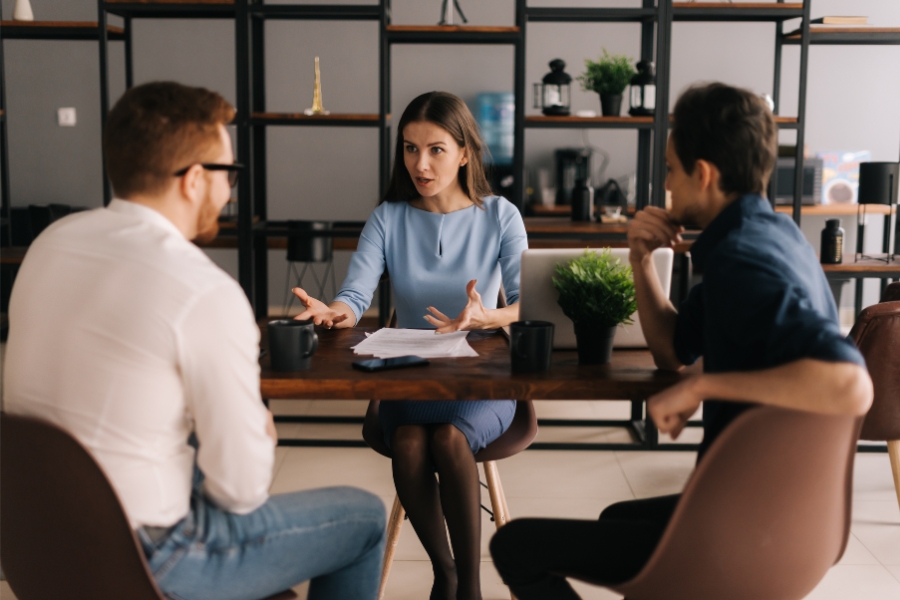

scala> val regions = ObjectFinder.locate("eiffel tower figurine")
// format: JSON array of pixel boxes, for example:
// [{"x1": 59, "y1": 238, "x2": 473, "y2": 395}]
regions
[
  {"x1": 438, "y1": 0, "x2": 468, "y2": 26},
  {"x1": 304, "y1": 56, "x2": 330, "y2": 116}
]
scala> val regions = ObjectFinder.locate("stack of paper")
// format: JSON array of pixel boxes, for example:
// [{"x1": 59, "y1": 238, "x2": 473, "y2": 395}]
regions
[{"x1": 353, "y1": 329, "x2": 478, "y2": 359}]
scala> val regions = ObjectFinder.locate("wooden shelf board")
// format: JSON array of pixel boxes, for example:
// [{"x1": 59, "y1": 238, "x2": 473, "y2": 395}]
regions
[
  {"x1": 526, "y1": 115, "x2": 653, "y2": 129},
  {"x1": 774, "y1": 204, "x2": 893, "y2": 216},
  {"x1": 385, "y1": 25, "x2": 520, "y2": 34},
  {"x1": 0, "y1": 20, "x2": 125, "y2": 39},
  {"x1": 822, "y1": 257, "x2": 900, "y2": 274},
  {"x1": 784, "y1": 28, "x2": 900, "y2": 45},
  {"x1": 1, "y1": 246, "x2": 28, "y2": 266}
]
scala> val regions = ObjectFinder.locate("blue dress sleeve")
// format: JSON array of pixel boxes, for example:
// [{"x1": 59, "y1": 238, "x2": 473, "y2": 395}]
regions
[
  {"x1": 495, "y1": 197, "x2": 528, "y2": 306},
  {"x1": 333, "y1": 205, "x2": 388, "y2": 323}
]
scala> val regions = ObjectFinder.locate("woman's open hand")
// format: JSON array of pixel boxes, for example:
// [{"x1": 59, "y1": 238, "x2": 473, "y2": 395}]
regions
[
  {"x1": 292, "y1": 287, "x2": 349, "y2": 328},
  {"x1": 424, "y1": 280, "x2": 493, "y2": 334}
]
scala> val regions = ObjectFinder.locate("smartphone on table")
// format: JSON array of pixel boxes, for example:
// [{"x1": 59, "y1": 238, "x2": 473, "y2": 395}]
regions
[{"x1": 352, "y1": 355, "x2": 430, "y2": 372}]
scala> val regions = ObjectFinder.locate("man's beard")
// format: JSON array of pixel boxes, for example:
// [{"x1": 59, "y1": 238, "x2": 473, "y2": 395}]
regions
[{"x1": 193, "y1": 191, "x2": 221, "y2": 244}]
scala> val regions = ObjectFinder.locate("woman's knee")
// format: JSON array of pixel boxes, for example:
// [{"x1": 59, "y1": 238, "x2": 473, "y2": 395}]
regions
[
  {"x1": 391, "y1": 425, "x2": 428, "y2": 460},
  {"x1": 429, "y1": 423, "x2": 471, "y2": 457}
]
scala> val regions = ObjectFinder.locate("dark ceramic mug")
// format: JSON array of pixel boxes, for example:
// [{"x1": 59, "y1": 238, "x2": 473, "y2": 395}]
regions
[
  {"x1": 510, "y1": 320, "x2": 555, "y2": 374},
  {"x1": 268, "y1": 319, "x2": 318, "y2": 371}
]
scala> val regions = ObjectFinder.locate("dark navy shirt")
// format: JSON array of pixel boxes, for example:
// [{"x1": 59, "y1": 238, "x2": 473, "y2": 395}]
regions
[{"x1": 672, "y1": 194, "x2": 865, "y2": 459}]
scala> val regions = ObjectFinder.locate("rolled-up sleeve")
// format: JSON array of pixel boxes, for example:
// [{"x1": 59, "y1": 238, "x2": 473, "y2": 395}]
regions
[
  {"x1": 177, "y1": 282, "x2": 274, "y2": 514},
  {"x1": 706, "y1": 256, "x2": 865, "y2": 369},
  {"x1": 333, "y1": 207, "x2": 388, "y2": 323},
  {"x1": 496, "y1": 198, "x2": 528, "y2": 306}
]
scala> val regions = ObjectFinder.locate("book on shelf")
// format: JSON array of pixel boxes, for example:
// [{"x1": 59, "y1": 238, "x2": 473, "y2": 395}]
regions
[{"x1": 811, "y1": 16, "x2": 868, "y2": 25}]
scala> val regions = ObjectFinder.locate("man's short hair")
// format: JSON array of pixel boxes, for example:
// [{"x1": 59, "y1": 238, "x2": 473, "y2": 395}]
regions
[
  {"x1": 103, "y1": 82, "x2": 236, "y2": 198},
  {"x1": 671, "y1": 83, "x2": 777, "y2": 196}
]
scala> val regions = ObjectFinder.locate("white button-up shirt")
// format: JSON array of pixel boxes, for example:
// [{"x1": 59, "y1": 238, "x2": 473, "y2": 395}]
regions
[{"x1": 4, "y1": 199, "x2": 275, "y2": 528}]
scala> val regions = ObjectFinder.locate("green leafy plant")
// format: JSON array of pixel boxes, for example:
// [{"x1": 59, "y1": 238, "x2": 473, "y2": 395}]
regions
[
  {"x1": 577, "y1": 50, "x2": 636, "y2": 96},
  {"x1": 552, "y1": 249, "x2": 637, "y2": 330}
]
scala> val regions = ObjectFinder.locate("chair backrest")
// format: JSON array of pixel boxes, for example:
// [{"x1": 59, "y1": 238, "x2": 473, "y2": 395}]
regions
[
  {"x1": 0, "y1": 413, "x2": 164, "y2": 600},
  {"x1": 363, "y1": 400, "x2": 537, "y2": 463},
  {"x1": 850, "y1": 297, "x2": 900, "y2": 441},
  {"x1": 613, "y1": 406, "x2": 861, "y2": 600}
]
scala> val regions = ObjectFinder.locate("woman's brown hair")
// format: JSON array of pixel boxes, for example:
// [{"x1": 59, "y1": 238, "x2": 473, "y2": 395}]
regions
[{"x1": 382, "y1": 91, "x2": 494, "y2": 206}]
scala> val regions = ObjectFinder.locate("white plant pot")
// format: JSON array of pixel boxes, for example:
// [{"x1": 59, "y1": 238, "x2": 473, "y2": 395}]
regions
[{"x1": 13, "y1": 0, "x2": 35, "y2": 21}]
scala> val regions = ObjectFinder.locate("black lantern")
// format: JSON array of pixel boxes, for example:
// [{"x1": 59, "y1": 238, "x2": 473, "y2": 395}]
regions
[
  {"x1": 856, "y1": 162, "x2": 899, "y2": 262},
  {"x1": 629, "y1": 60, "x2": 656, "y2": 117},
  {"x1": 533, "y1": 59, "x2": 571, "y2": 116}
]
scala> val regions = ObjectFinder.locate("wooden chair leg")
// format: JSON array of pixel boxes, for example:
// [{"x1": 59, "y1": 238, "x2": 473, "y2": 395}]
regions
[
  {"x1": 888, "y1": 440, "x2": 900, "y2": 515},
  {"x1": 483, "y1": 461, "x2": 517, "y2": 600},
  {"x1": 483, "y1": 461, "x2": 508, "y2": 528},
  {"x1": 379, "y1": 495, "x2": 405, "y2": 600}
]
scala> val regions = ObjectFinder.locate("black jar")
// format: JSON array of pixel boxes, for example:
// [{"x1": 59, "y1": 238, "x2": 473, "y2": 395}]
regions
[
  {"x1": 571, "y1": 178, "x2": 594, "y2": 222},
  {"x1": 820, "y1": 219, "x2": 844, "y2": 264}
]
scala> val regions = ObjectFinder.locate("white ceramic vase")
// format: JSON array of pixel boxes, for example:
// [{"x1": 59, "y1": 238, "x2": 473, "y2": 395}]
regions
[{"x1": 13, "y1": 0, "x2": 35, "y2": 21}]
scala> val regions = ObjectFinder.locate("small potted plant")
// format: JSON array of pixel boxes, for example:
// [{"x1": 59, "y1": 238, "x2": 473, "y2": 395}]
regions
[
  {"x1": 577, "y1": 50, "x2": 636, "y2": 117},
  {"x1": 552, "y1": 249, "x2": 637, "y2": 365}
]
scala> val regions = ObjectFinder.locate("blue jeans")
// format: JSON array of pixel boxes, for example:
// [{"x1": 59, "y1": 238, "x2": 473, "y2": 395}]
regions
[{"x1": 138, "y1": 483, "x2": 386, "y2": 600}]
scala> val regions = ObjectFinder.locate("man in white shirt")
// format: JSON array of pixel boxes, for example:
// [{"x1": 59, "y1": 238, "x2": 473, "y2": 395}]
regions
[{"x1": 4, "y1": 81, "x2": 385, "y2": 600}]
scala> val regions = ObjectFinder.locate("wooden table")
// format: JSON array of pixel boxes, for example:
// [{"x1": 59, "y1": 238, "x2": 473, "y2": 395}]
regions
[{"x1": 261, "y1": 327, "x2": 686, "y2": 451}]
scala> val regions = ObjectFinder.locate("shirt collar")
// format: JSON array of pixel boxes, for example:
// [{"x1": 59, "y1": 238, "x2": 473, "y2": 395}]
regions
[
  {"x1": 107, "y1": 198, "x2": 186, "y2": 239},
  {"x1": 690, "y1": 194, "x2": 772, "y2": 271}
]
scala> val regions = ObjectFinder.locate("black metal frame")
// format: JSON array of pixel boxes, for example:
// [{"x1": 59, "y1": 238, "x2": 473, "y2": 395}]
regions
[{"x1": 0, "y1": 13, "x2": 125, "y2": 247}]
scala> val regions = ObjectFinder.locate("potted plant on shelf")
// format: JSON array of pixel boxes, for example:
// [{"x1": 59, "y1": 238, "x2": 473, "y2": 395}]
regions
[
  {"x1": 577, "y1": 50, "x2": 636, "y2": 117},
  {"x1": 552, "y1": 249, "x2": 637, "y2": 365}
]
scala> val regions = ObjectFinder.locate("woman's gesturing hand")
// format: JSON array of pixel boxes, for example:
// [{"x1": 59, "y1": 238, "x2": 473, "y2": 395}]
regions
[
  {"x1": 292, "y1": 287, "x2": 349, "y2": 329},
  {"x1": 424, "y1": 280, "x2": 493, "y2": 334}
]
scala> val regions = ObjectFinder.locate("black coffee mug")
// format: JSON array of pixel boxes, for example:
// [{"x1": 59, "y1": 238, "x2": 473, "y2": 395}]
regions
[
  {"x1": 268, "y1": 319, "x2": 319, "y2": 371},
  {"x1": 510, "y1": 320, "x2": 554, "y2": 374}
]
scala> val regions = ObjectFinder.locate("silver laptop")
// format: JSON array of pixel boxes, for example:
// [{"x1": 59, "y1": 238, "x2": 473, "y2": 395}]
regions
[{"x1": 519, "y1": 248, "x2": 674, "y2": 349}]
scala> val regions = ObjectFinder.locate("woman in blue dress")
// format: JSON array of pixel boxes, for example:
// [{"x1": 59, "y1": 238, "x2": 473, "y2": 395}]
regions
[{"x1": 293, "y1": 91, "x2": 528, "y2": 600}]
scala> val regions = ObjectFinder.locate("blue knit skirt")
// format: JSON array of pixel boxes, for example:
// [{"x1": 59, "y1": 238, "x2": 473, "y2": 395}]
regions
[{"x1": 380, "y1": 399, "x2": 516, "y2": 454}]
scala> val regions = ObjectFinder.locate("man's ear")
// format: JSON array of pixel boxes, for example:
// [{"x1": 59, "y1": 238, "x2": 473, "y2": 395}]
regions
[
  {"x1": 178, "y1": 163, "x2": 206, "y2": 205},
  {"x1": 693, "y1": 159, "x2": 716, "y2": 192}
]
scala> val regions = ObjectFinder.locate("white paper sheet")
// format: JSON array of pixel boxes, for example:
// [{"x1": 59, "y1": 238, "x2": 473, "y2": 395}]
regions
[{"x1": 352, "y1": 329, "x2": 478, "y2": 359}]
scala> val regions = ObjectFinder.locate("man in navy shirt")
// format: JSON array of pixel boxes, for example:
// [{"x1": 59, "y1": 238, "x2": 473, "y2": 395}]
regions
[{"x1": 490, "y1": 83, "x2": 873, "y2": 599}]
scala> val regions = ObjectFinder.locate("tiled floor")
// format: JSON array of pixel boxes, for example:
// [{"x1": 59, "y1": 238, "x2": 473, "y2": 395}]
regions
[{"x1": 2, "y1": 399, "x2": 898, "y2": 599}]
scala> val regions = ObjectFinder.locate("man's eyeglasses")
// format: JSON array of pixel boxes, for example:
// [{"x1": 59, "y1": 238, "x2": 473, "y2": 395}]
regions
[{"x1": 173, "y1": 163, "x2": 244, "y2": 188}]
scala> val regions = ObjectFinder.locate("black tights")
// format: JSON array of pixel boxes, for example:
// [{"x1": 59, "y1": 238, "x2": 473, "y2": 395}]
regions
[
  {"x1": 489, "y1": 494, "x2": 680, "y2": 599},
  {"x1": 391, "y1": 424, "x2": 482, "y2": 600}
]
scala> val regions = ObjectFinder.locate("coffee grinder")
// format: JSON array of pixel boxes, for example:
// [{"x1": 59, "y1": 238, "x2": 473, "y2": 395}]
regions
[{"x1": 555, "y1": 148, "x2": 592, "y2": 205}]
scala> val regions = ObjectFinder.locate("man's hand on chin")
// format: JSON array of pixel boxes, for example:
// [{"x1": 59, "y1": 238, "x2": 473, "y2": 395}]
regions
[
  {"x1": 648, "y1": 376, "x2": 703, "y2": 440},
  {"x1": 627, "y1": 206, "x2": 684, "y2": 266}
]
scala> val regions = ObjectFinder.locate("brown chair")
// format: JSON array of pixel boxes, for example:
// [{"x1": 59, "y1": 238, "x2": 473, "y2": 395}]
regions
[
  {"x1": 364, "y1": 399, "x2": 537, "y2": 600},
  {"x1": 572, "y1": 406, "x2": 862, "y2": 600},
  {"x1": 850, "y1": 281, "x2": 900, "y2": 513},
  {"x1": 0, "y1": 413, "x2": 297, "y2": 600}
]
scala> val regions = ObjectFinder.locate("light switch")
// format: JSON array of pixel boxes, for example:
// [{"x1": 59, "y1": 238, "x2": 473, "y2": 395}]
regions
[{"x1": 58, "y1": 108, "x2": 77, "y2": 127}]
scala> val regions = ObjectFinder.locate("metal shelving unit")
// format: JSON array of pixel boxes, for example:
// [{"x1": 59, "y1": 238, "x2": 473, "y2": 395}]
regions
[
  {"x1": 79, "y1": 0, "x2": 897, "y2": 323},
  {"x1": 0, "y1": 16, "x2": 126, "y2": 248}
]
